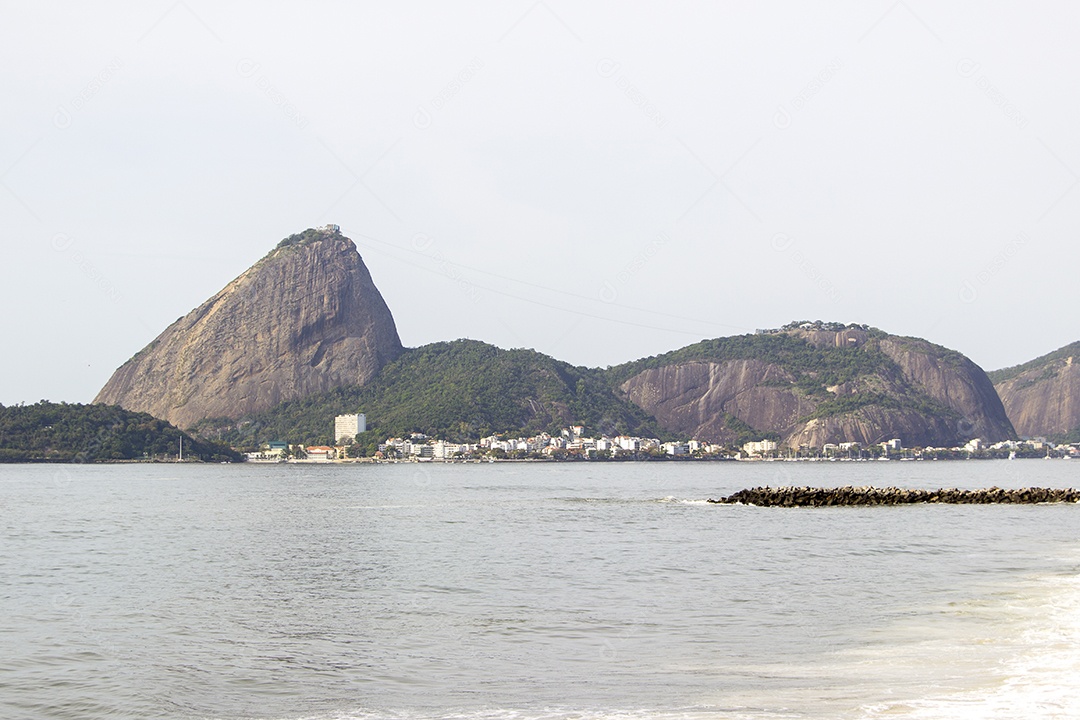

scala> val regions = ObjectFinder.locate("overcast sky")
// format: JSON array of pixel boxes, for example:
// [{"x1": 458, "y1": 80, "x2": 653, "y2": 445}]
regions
[{"x1": 3, "y1": 2, "x2": 1078, "y2": 405}]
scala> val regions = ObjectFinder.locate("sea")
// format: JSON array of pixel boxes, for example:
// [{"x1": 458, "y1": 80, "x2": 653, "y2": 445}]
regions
[{"x1": 2, "y1": 459, "x2": 1079, "y2": 720}]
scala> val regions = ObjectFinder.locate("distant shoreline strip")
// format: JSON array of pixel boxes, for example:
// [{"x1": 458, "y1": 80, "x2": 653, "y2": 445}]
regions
[{"x1": 708, "y1": 486, "x2": 1080, "y2": 506}]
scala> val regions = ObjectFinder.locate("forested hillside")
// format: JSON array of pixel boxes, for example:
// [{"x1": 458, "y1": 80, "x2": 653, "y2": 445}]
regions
[
  {"x1": 0, "y1": 402, "x2": 241, "y2": 462},
  {"x1": 192, "y1": 340, "x2": 665, "y2": 447}
]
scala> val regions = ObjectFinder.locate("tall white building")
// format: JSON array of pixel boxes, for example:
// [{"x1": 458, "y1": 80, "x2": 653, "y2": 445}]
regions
[
  {"x1": 742, "y1": 439, "x2": 778, "y2": 456},
  {"x1": 334, "y1": 413, "x2": 366, "y2": 444}
]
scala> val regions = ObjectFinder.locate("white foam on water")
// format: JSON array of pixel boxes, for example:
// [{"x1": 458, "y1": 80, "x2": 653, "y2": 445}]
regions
[
  {"x1": 654, "y1": 496, "x2": 711, "y2": 505},
  {"x1": 856, "y1": 570, "x2": 1080, "y2": 719},
  {"x1": 690, "y1": 556, "x2": 1080, "y2": 720},
  {"x1": 297, "y1": 709, "x2": 799, "y2": 720},
  {"x1": 243, "y1": 709, "x2": 795, "y2": 720}
]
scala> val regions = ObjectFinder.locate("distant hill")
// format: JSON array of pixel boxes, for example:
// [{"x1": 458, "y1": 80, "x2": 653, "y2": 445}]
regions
[
  {"x1": 191, "y1": 325, "x2": 1015, "y2": 451},
  {"x1": 991, "y1": 341, "x2": 1080, "y2": 441},
  {"x1": 0, "y1": 402, "x2": 240, "y2": 462},
  {"x1": 605, "y1": 322, "x2": 1015, "y2": 448},
  {"x1": 988, "y1": 341, "x2": 1080, "y2": 384},
  {"x1": 98, "y1": 228, "x2": 1022, "y2": 452},
  {"x1": 191, "y1": 340, "x2": 665, "y2": 447},
  {"x1": 95, "y1": 226, "x2": 403, "y2": 429}
]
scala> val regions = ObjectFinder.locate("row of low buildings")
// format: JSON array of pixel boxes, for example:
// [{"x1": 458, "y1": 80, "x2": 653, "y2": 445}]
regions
[
  {"x1": 742, "y1": 437, "x2": 1079, "y2": 459},
  {"x1": 245, "y1": 441, "x2": 339, "y2": 462},
  {"x1": 245, "y1": 413, "x2": 367, "y2": 461},
  {"x1": 480, "y1": 430, "x2": 726, "y2": 458},
  {"x1": 377, "y1": 428, "x2": 728, "y2": 460},
  {"x1": 245, "y1": 411, "x2": 1080, "y2": 462},
  {"x1": 247, "y1": 435, "x2": 1078, "y2": 462},
  {"x1": 741, "y1": 438, "x2": 903, "y2": 457}
]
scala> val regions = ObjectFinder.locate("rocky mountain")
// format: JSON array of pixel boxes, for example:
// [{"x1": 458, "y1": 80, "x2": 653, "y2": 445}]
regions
[
  {"x1": 606, "y1": 322, "x2": 1015, "y2": 448},
  {"x1": 193, "y1": 339, "x2": 664, "y2": 447},
  {"x1": 95, "y1": 226, "x2": 404, "y2": 429},
  {"x1": 97, "y1": 239, "x2": 1023, "y2": 452},
  {"x1": 990, "y1": 341, "x2": 1080, "y2": 441}
]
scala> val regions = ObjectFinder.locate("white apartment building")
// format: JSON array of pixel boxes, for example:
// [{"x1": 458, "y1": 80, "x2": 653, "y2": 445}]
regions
[
  {"x1": 334, "y1": 413, "x2": 367, "y2": 444},
  {"x1": 743, "y1": 439, "x2": 778, "y2": 456}
]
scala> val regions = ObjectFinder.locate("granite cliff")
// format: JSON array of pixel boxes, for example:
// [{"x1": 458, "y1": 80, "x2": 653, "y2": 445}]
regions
[
  {"x1": 990, "y1": 341, "x2": 1080, "y2": 441},
  {"x1": 608, "y1": 322, "x2": 1015, "y2": 448},
  {"x1": 95, "y1": 226, "x2": 403, "y2": 429}
]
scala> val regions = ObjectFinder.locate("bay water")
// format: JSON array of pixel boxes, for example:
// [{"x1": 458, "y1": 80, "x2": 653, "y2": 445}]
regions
[{"x1": 2, "y1": 460, "x2": 1079, "y2": 719}]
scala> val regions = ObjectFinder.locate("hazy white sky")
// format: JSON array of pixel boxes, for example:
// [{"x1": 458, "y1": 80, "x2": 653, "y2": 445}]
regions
[{"x1": 3, "y1": 1, "x2": 1078, "y2": 405}]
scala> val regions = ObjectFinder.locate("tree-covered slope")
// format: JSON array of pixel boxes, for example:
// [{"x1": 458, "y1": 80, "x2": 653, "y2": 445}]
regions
[
  {"x1": 0, "y1": 402, "x2": 241, "y2": 462},
  {"x1": 988, "y1": 341, "x2": 1080, "y2": 384},
  {"x1": 192, "y1": 340, "x2": 665, "y2": 446},
  {"x1": 606, "y1": 327, "x2": 891, "y2": 394}
]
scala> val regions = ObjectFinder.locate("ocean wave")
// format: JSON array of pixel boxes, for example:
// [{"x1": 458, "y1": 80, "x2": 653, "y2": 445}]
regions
[
  {"x1": 282, "y1": 707, "x2": 796, "y2": 720},
  {"x1": 554, "y1": 496, "x2": 711, "y2": 506},
  {"x1": 856, "y1": 570, "x2": 1080, "y2": 719},
  {"x1": 654, "y1": 496, "x2": 711, "y2": 505}
]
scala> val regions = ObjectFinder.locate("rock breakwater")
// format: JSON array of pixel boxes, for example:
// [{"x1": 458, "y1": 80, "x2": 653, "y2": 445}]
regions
[{"x1": 708, "y1": 486, "x2": 1080, "y2": 506}]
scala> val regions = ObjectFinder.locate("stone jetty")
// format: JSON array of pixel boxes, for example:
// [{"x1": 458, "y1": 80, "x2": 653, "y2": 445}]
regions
[{"x1": 708, "y1": 486, "x2": 1080, "y2": 507}]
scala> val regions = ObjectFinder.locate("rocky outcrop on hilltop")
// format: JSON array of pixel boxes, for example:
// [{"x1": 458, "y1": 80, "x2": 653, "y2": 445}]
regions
[
  {"x1": 991, "y1": 342, "x2": 1080, "y2": 440},
  {"x1": 610, "y1": 322, "x2": 1015, "y2": 449},
  {"x1": 95, "y1": 226, "x2": 404, "y2": 429}
]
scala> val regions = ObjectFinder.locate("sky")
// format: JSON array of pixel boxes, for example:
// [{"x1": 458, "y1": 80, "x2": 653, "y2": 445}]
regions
[{"x1": 3, "y1": 1, "x2": 1079, "y2": 406}]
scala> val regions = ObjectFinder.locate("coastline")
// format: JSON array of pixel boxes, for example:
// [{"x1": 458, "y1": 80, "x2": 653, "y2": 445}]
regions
[{"x1": 0, "y1": 455, "x2": 1073, "y2": 465}]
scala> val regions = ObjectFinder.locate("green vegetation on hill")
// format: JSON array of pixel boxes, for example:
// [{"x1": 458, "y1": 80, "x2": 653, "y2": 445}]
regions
[
  {"x1": 254, "y1": 227, "x2": 344, "y2": 267},
  {"x1": 884, "y1": 335, "x2": 971, "y2": 369},
  {"x1": 607, "y1": 332, "x2": 892, "y2": 402},
  {"x1": 720, "y1": 413, "x2": 780, "y2": 446},
  {"x1": 800, "y1": 390, "x2": 956, "y2": 422},
  {"x1": 606, "y1": 329, "x2": 958, "y2": 423},
  {"x1": 988, "y1": 341, "x2": 1080, "y2": 384},
  {"x1": 193, "y1": 340, "x2": 666, "y2": 447},
  {"x1": 0, "y1": 402, "x2": 240, "y2": 463},
  {"x1": 274, "y1": 226, "x2": 339, "y2": 251},
  {"x1": 802, "y1": 392, "x2": 899, "y2": 419}
]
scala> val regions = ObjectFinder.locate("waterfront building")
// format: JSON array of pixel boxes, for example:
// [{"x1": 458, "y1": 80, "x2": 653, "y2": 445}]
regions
[{"x1": 335, "y1": 413, "x2": 367, "y2": 444}]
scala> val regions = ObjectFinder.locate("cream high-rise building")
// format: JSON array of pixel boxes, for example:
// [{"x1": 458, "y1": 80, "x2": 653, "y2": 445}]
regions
[{"x1": 334, "y1": 413, "x2": 366, "y2": 444}]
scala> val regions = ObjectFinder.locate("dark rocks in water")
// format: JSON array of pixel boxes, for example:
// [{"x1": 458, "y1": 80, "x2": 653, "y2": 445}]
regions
[{"x1": 708, "y1": 485, "x2": 1080, "y2": 506}]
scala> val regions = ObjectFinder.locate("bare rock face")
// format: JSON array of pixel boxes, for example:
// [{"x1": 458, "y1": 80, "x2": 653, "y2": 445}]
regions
[
  {"x1": 788, "y1": 409, "x2": 959, "y2": 448},
  {"x1": 621, "y1": 358, "x2": 961, "y2": 447},
  {"x1": 95, "y1": 227, "x2": 404, "y2": 429},
  {"x1": 993, "y1": 344, "x2": 1080, "y2": 438},
  {"x1": 876, "y1": 337, "x2": 1015, "y2": 442},
  {"x1": 617, "y1": 324, "x2": 1016, "y2": 448},
  {"x1": 620, "y1": 360, "x2": 802, "y2": 443},
  {"x1": 799, "y1": 327, "x2": 870, "y2": 349}
]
